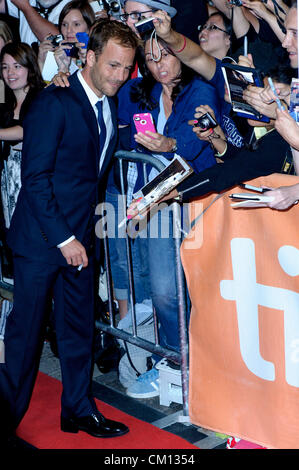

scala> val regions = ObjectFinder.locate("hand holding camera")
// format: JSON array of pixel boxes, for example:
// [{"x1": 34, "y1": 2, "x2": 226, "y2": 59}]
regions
[
  {"x1": 190, "y1": 105, "x2": 219, "y2": 137},
  {"x1": 38, "y1": 34, "x2": 64, "y2": 70},
  {"x1": 189, "y1": 105, "x2": 227, "y2": 157},
  {"x1": 53, "y1": 40, "x2": 73, "y2": 73}
]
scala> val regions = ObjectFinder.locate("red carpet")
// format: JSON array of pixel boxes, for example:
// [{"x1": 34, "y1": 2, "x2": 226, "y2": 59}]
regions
[{"x1": 17, "y1": 372, "x2": 197, "y2": 449}]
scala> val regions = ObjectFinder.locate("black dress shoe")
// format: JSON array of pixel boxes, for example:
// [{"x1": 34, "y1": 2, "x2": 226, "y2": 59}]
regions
[{"x1": 61, "y1": 412, "x2": 129, "y2": 438}]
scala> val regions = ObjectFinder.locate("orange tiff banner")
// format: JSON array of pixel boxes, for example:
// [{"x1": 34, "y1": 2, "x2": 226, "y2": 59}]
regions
[{"x1": 181, "y1": 173, "x2": 299, "y2": 449}]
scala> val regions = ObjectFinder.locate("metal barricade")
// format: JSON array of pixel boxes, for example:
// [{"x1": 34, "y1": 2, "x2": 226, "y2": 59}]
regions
[{"x1": 95, "y1": 150, "x2": 190, "y2": 419}]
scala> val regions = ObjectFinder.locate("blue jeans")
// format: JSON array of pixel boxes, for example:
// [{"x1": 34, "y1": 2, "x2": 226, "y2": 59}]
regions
[
  {"x1": 106, "y1": 191, "x2": 189, "y2": 355},
  {"x1": 105, "y1": 190, "x2": 150, "y2": 304},
  {"x1": 145, "y1": 202, "x2": 187, "y2": 353}
]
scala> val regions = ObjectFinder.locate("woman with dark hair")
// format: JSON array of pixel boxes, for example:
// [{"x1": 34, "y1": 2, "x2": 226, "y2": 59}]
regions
[
  {"x1": 105, "y1": 33, "x2": 220, "y2": 398},
  {"x1": 38, "y1": 0, "x2": 95, "y2": 76},
  {"x1": 0, "y1": 42, "x2": 45, "y2": 228},
  {"x1": 119, "y1": 35, "x2": 220, "y2": 173},
  {"x1": 197, "y1": 11, "x2": 232, "y2": 61}
]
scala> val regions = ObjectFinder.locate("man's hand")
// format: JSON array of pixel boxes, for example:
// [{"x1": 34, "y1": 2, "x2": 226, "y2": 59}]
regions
[
  {"x1": 275, "y1": 108, "x2": 299, "y2": 150},
  {"x1": 60, "y1": 239, "x2": 88, "y2": 268},
  {"x1": 264, "y1": 185, "x2": 299, "y2": 210},
  {"x1": 259, "y1": 81, "x2": 291, "y2": 107},
  {"x1": 243, "y1": 85, "x2": 278, "y2": 119},
  {"x1": 50, "y1": 71, "x2": 71, "y2": 87}
]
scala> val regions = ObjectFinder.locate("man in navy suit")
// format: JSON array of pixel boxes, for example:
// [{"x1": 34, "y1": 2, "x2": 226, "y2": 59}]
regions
[{"x1": 0, "y1": 19, "x2": 139, "y2": 441}]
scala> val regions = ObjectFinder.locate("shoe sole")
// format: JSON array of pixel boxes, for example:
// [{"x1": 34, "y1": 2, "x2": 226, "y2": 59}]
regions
[{"x1": 126, "y1": 390, "x2": 160, "y2": 399}]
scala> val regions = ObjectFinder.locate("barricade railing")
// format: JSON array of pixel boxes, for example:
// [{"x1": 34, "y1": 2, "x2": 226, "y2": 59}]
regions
[{"x1": 95, "y1": 150, "x2": 190, "y2": 419}]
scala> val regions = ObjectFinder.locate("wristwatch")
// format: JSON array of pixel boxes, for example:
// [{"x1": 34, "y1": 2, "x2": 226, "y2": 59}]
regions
[{"x1": 170, "y1": 139, "x2": 177, "y2": 153}]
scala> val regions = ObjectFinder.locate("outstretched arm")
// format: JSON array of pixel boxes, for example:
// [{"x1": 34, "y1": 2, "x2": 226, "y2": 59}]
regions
[
  {"x1": 153, "y1": 10, "x2": 217, "y2": 81},
  {"x1": 10, "y1": 0, "x2": 59, "y2": 40}
]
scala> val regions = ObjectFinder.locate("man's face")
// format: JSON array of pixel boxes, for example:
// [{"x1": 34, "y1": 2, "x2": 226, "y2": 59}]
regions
[
  {"x1": 87, "y1": 39, "x2": 135, "y2": 98},
  {"x1": 124, "y1": 1, "x2": 154, "y2": 36},
  {"x1": 282, "y1": 8, "x2": 298, "y2": 69},
  {"x1": 38, "y1": 0, "x2": 61, "y2": 7}
]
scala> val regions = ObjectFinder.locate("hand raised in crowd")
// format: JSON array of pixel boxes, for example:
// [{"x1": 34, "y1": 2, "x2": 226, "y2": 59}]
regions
[
  {"x1": 38, "y1": 35, "x2": 56, "y2": 68},
  {"x1": 76, "y1": 39, "x2": 88, "y2": 64},
  {"x1": 275, "y1": 108, "x2": 299, "y2": 150},
  {"x1": 238, "y1": 53, "x2": 254, "y2": 68},
  {"x1": 241, "y1": 0, "x2": 273, "y2": 20},
  {"x1": 189, "y1": 104, "x2": 225, "y2": 140},
  {"x1": 253, "y1": 0, "x2": 289, "y2": 17},
  {"x1": 152, "y1": 9, "x2": 172, "y2": 40},
  {"x1": 188, "y1": 105, "x2": 227, "y2": 158},
  {"x1": 53, "y1": 40, "x2": 73, "y2": 73},
  {"x1": 243, "y1": 85, "x2": 278, "y2": 119},
  {"x1": 134, "y1": 131, "x2": 176, "y2": 154},
  {"x1": 260, "y1": 80, "x2": 291, "y2": 107}
]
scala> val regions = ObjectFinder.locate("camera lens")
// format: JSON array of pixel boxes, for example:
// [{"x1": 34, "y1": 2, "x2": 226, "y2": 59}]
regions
[{"x1": 199, "y1": 117, "x2": 209, "y2": 128}]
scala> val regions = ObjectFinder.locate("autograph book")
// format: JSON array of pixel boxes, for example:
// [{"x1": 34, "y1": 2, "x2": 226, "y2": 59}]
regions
[{"x1": 221, "y1": 62, "x2": 270, "y2": 123}]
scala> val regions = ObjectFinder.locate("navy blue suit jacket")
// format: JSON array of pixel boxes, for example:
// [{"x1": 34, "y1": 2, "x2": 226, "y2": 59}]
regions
[{"x1": 7, "y1": 72, "x2": 117, "y2": 265}]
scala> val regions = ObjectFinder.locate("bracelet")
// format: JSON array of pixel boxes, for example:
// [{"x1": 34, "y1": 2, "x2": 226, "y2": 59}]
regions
[
  {"x1": 169, "y1": 35, "x2": 186, "y2": 54},
  {"x1": 215, "y1": 143, "x2": 228, "y2": 158},
  {"x1": 169, "y1": 138, "x2": 177, "y2": 153}
]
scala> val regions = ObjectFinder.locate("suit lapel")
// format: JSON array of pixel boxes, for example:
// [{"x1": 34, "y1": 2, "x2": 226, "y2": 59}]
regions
[{"x1": 68, "y1": 73, "x2": 100, "y2": 171}]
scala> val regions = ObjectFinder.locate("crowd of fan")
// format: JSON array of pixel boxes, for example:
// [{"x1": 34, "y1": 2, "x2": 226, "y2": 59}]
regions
[{"x1": 0, "y1": 0, "x2": 298, "y2": 400}]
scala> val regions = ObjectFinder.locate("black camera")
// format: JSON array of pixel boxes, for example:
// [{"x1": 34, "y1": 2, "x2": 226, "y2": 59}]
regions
[
  {"x1": 107, "y1": 0, "x2": 122, "y2": 15},
  {"x1": 63, "y1": 42, "x2": 78, "y2": 58},
  {"x1": 135, "y1": 17, "x2": 155, "y2": 36},
  {"x1": 47, "y1": 34, "x2": 63, "y2": 47},
  {"x1": 90, "y1": 0, "x2": 122, "y2": 19},
  {"x1": 194, "y1": 112, "x2": 218, "y2": 131}
]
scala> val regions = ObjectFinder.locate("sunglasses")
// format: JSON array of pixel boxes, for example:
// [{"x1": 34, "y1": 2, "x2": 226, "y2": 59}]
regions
[
  {"x1": 198, "y1": 24, "x2": 229, "y2": 34},
  {"x1": 120, "y1": 10, "x2": 154, "y2": 22}
]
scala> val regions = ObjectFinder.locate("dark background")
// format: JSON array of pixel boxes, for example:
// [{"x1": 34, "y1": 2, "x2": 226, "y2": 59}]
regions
[{"x1": 172, "y1": 0, "x2": 208, "y2": 43}]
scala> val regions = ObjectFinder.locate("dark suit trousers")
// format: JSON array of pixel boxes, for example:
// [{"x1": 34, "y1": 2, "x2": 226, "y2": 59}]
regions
[{"x1": 0, "y1": 254, "x2": 96, "y2": 429}]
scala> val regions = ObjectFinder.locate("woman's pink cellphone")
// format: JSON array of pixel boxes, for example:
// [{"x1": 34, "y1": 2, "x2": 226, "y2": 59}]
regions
[{"x1": 133, "y1": 113, "x2": 156, "y2": 135}]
